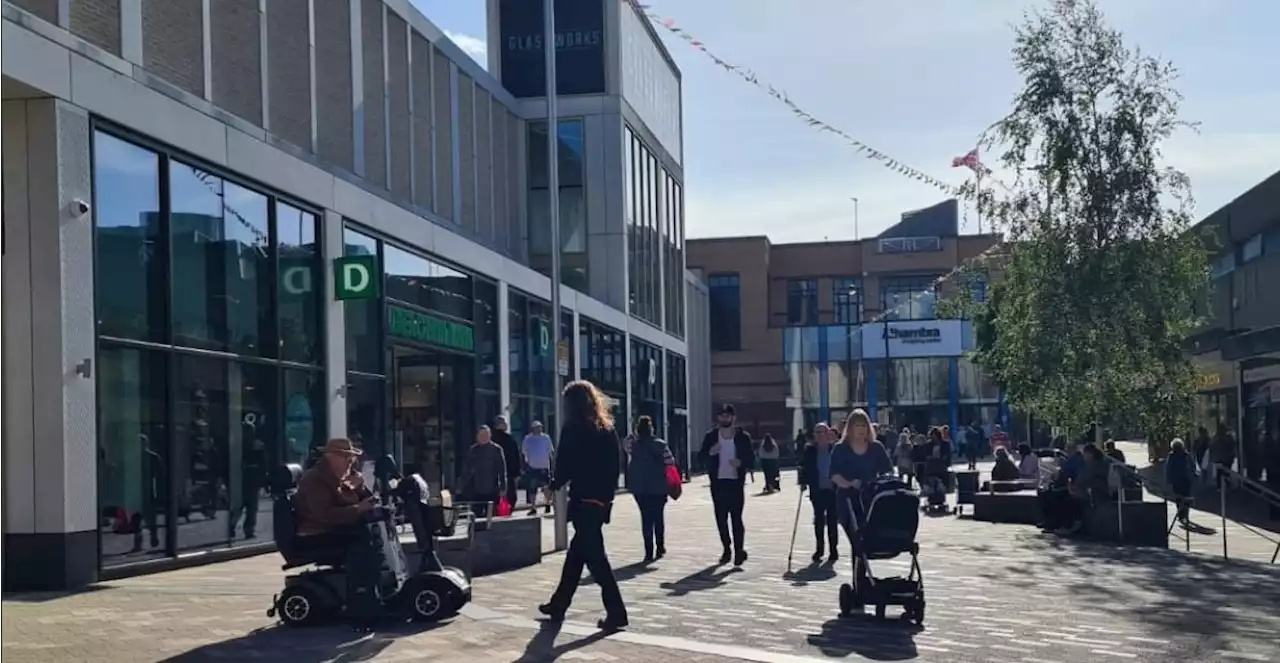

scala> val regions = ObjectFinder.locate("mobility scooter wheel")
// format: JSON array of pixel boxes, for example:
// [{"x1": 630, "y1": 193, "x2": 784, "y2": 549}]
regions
[
  {"x1": 276, "y1": 585, "x2": 324, "y2": 627},
  {"x1": 409, "y1": 575, "x2": 460, "y2": 622},
  {"x1": 912, "y1": 600, "x2": 926, "y2": 625},
  {"x1": 875, "y1": 604, "x2": 886, "y2": 620}
]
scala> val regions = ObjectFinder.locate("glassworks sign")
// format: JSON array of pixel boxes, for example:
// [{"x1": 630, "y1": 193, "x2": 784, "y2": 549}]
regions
[{"x1": 499, "y1": 0, "x2": 605, "y2": 98}]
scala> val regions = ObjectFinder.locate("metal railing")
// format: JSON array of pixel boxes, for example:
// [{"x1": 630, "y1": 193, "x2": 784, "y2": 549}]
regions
[{"x1": 1213, "y1": 465, "x2": 1280, "y2": 564}]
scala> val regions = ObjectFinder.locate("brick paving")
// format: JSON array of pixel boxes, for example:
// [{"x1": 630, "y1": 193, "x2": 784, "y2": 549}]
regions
[{"x1": 5, "y1": 445, "x2": 1280, "y2": 662}]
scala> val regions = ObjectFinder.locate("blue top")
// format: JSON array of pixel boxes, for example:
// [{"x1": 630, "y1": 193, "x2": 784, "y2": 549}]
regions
[
  {"x1": 816, "y1": 448, "x2": 834, "y2": 490},
  {"x1": 1165, "y1": 451, "x2": 1196, "y2": 488},
  {"x1": 830, "y1": 441, "x2": 894, "y2": 488},
  {"x1": 1060, "y1": 452, "x2": 1085, "y2": 480}
]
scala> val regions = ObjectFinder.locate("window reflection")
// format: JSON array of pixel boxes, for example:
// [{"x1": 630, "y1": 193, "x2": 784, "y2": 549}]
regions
[
  {"x1": 277, "y1": 202, "x2": 321, "y2": 364},
  {"x1": 93, "y1": 133, "x2": 165, "y2": 341},
  {"x1": 170, "y1": 163, "x2": 273, "y2": 354},
  {"x1": 344, "y1": 228, "x2": 382, "y2": 374},
  {"x1": 384, "y1": 245, "x2": 473, "y2": 321}
]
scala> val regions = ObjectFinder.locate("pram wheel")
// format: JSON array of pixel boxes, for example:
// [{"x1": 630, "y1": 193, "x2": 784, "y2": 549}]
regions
[
  {"x1": 909, "y1": 598, "x2": 926, "y2": 625},
  {"x1": 838, "y1": 583, "x2": 859, "y2": 617}
]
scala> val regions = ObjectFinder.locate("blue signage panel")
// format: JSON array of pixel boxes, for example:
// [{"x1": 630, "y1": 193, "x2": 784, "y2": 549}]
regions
[{"x1": 499, "y1": 0, "x2": 606, "y2": 98}]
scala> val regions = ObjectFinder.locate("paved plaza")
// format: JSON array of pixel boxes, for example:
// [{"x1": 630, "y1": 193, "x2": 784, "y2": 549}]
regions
[{"x1": 5, "y1": 448, "x2": 1279, "y2": 663}]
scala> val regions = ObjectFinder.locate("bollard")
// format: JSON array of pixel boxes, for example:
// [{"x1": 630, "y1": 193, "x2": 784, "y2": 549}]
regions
[{"x1": 1219, "y1": 467, "x2": 1228, "y2": 560}]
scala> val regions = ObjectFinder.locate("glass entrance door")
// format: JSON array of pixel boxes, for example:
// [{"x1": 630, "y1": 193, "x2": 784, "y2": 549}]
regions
[{"x1": 392, "y1": 347, "x2": 473, "y2": 494}]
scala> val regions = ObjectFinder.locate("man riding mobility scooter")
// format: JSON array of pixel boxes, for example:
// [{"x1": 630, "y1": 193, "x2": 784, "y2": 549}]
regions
[{"x1": 267, "y1": 441, "x2": 471, "y2": 627}]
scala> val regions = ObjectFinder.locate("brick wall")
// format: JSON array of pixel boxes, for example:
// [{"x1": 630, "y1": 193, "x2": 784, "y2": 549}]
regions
[
  {"x1": 210, "y1": 0, "x2": 263, "y2": 125},
  {"x1": 266, "y1": 0, "x2": 312, "y2": 151},
  {"x1": 70, "y1": 0, "x2": 121, "y2": 56},
  {"x1": 314, "y1": 0, "x2": 354, "y2": 171},
  {"x1": 141, "y1": 0, "x2": 204, "y2": 98}
]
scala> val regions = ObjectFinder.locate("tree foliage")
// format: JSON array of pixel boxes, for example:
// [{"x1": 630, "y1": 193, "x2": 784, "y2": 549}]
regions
[{"x1": 949, "y1": 0, "x2": 1209, "y2": 436}]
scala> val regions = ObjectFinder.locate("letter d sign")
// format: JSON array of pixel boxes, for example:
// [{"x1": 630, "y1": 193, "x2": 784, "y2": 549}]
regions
[{"x1": 334, "y1": 255, "x2": 380, "y2": 301}]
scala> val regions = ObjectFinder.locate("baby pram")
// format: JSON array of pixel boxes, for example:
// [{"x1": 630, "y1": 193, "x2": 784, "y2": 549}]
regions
[{"x1": 838, "y1": 475, "x2": 925, "y2": 624}]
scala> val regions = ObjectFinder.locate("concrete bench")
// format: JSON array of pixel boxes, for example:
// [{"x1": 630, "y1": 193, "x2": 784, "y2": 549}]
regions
[
  {"x1": 972, "y1": 490, "x2": 1043, "y2": 525},
  {"x1": 1083, "y1": 500, "x2": 1168, "y2": 548},
  {"x1": 404, "y1": 513, "x2": 543, "y2": 577}
]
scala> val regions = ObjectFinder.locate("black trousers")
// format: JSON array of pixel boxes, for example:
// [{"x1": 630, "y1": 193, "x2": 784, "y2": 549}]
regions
[
  {"x1": 761, "y1": 459, "x2": 781, "y2": 490},
  {"x1": 548, "y1": 503, "x2": 627, "y2": 620},
  {"x1": 710, "y1": 479, "x2": 746, "y2": 553},
  {"x1": 633, "y1": 494, "x2": 667, "y2": 557},
  {"x1": 298, "y1": 525, "x2": 384, "y2": 621},
  {"x1": 810, "y1": 488, "x2": 839, "y2": 554}
]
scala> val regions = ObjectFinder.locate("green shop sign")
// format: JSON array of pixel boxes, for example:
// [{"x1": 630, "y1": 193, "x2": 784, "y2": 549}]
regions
[
  {"x1": 388, "y1": 305, "x2": 475, "y2": 352},
  {"x1": 334, "y1": 255, "x2": 379, "y2": 300}
]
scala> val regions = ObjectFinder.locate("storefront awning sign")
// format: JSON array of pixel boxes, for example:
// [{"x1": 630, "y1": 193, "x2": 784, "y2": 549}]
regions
[{"x1": 388, "y1": 305, "x2": 475, "y2": 353}]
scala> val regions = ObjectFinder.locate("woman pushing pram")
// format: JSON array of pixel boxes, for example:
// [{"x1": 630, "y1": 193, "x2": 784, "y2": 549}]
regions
[{"x1": 828, "y1": 409, "x2": 926, "y2": 623}]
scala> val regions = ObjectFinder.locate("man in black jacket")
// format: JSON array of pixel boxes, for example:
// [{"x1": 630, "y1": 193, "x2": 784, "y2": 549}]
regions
[
  {"x1": 697, "y1": 404, "x2": 755, "y2": 566},
  {"x1": 492, "y1": 416, "x2": 522, "y2": 510}
]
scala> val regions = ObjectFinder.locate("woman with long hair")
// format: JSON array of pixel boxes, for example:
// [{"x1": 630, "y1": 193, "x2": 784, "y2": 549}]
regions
[
  {"x1": 539, "y1": 380, "x2": 628, "y2": 630},
  {"x1": 625, "y1": 415, "x2": 675, "y2": 563},
  {"x1": 829, "y1": 410, "x2": 893, "y2": 533}
]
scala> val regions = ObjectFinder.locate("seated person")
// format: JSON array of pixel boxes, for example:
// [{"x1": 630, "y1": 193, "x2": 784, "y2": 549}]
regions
[
  {"x1": 1017, "y1": 443, "x2": 1041, "y2": 483},
  {"x1": 982, "y1": 447, "x2": 1023, "y2": 492},
  {"x1": 1038, "y1": 443, "x2": 1084, "y2": 531},
  {"x1": 294, "y1": 438, "x2": 383, "y2": 624}
]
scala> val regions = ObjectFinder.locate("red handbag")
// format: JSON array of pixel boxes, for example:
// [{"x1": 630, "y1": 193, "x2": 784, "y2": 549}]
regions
[
  {"x1": 665, "y1": 465, "x2": 683, "y2": 500},
  {"x1": 495, "y1": 495, "x2": 513, "y2": 517}
]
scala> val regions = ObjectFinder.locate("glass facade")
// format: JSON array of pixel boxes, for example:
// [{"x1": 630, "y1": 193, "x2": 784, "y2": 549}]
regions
[
  {"x1": 631, "y1": 339, "x2": 665, "y2": 433},
  {"x1": 666, "y1": 352, "x2": 689, "y2": 473},
  {"x1": 833, "y1": 277, "x2": 863, "y2": 324},
  {"x1": 579, "y1": 317, "x2": 628, "y2": 435},
  {"x1": 881, "y1": 275, "x2": 941, "y2": 321},
  {"x1": 508, "y1": 289, "x2": 562, "y2": 436},
  {"x1": 528, "y1": 119, "x2": 587, "y2": 291},
  {"x1": 93, "y1": 130, "x2": 325, "y2": 566},
  {"x1": 339, "y1": 225, "x2": 495, "y2": 494},
  {"x1": 625, "y1": 124, "x2": 684, "y2": 333},
  {"x1": 787, "y1": 279, "x2": 819, "y2": 325},
  {"x1": 781, "y1": 322, "x2": 1001, "y2": 436}
]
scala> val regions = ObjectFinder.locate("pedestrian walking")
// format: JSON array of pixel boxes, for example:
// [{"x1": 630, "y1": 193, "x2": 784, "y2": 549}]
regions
[
  {"x1": 624, "y1": 415, "x2": 675, "y2": 563},
  {"x1": 966, "y1": 421, "x2": 984, "y2": 469},
  {"x1": 491, "y1": 416, "x2": 522, "y2": 512},
  {"x1": 759, "y1": 434, "x2": 781, "y2": 492},
  {"x1": 539, "y1": 380, "x2": 628, "y2": 631},
  {"x1": 798, "y1": 422, "x2": 839, "y2": 563},
  {"x1": 829, "y1": 409, "x2": 893, "y2": 580},
  {"x1": 1165, "y1": 438, "x2": 1196, "y2": 525},
  {"x1": 697, "y1": 404, "x2": 755, "y2": 566},
  {"x1": 522, "y1": 421, "x2": 555, "y2": 515},
  {"x1": 896, "y1": 428, "x2": 915, "y2": 488},
  {"x1": 462, "y1": 426, "x2": 508, "y2": 518}
]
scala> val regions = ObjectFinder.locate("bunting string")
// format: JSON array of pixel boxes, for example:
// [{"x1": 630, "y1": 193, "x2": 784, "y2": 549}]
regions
[{"x1": 624, "y1": 0, "x2": 1008, "y2": 329}]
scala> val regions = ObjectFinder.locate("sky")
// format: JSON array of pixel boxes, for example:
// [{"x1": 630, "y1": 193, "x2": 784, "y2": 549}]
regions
[{"x1": 412, "y1": 0, "x2": 1280, "y2": 243}]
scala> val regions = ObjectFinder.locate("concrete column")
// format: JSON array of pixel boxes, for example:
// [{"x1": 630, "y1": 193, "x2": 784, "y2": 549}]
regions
[
  {"x1": 498, "y1": 280, "x2": 511, "y2": 414},
  {"x1": 323, "y1": 210, "x2": 348, "y2": 440},
  {"x1": 571, "y1": 308, "x2": 582, "y2": 381},
  {"x1": 1, "y1": 99, "x2": 98, "y2": 590}
]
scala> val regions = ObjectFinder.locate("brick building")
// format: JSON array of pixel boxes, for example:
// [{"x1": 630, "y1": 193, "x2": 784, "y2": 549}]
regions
[{"x1": 688, "y1": 200, "x2": 1005, "y2": 443}]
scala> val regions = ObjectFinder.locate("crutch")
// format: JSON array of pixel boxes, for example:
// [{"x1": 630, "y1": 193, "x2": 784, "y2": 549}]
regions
[{"x1": 786, "y1": 488, "x2": 805, "y2": 573}]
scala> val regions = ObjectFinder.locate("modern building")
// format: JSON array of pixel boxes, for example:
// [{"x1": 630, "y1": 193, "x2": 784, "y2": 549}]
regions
[
  {"x1": 687, "y1": 200, "x2": 1007, "y2": 442},
  {"x1": 1, "y1": 0, "x2": 707, "y2": 590},
  {"x1": 1186, "y1": 170, "x2": 1280, "y2": 481}
]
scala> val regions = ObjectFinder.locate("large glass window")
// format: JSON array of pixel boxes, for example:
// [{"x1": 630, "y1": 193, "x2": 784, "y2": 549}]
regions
[
  {"x1": 625, "y1": 126, "x2": 670, "y2": 328},
  {"x1": 344, "y1": 228, "x2": 383, "y2": 374},
  {"x1": 170, "y1": 163, "x2": 273, "y2": 355},
  {"x1": 384, "y1": 245, "x2": 473, "y2": 322},
  {"x1": 93, "y1": 132, "x2": 166, "y2": 342},
  {"x1": 833, "y1": 277, "x2": 862, "y2": 324},
  {"x1": 664, "y1": 177, "x2": 686, "y2": 338},
  {"x1": 97, "y1": 346, "x2": 169, "y2": 562},
  {"x1": 92, "y1": 129, "x2": 326, "y2": 567},
  {"x1": 276, "y1": 202, "x2": 322, "y2": 364},
  {"x1": 528, "y1": 119, "x2": 587, "y2": 291},
  {"x1": 707, "y1": 273, "x2": 742, "y2": 351},
  {"x1": 881, "y1": 275, "x2": 940, "y2": 320},
  {"x1": 787, "y1": 279, "x2": 819, "y2": 326},
  {"x1": 631, "y1": 340, "x2": 664, "y2": 432},
  {"x1": 474, "y1": 278, "x2": 500, "y2": 392},
  {"x1": 580, "y1": 317, "x2": 627, "y2": 398}
]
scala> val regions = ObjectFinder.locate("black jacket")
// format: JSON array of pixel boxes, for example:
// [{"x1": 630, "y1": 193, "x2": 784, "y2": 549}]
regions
[
  {"x1": 492, "y1": 429, "x2": 522, "y2": 479},
  {"x1": 697, "y1": 427, "x2": 755, "y2": 484},
  {"x1": 798, "y1": 442, "x2": 836, "y2": 491},
  {"x1": 550, "y1": 423, "x2": 620, "y2": 505}
]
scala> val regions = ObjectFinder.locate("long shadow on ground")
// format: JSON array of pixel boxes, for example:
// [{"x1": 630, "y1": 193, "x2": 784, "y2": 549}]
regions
[{"x1": 157, "y1": 619, "x2": 448, "y2": 662}]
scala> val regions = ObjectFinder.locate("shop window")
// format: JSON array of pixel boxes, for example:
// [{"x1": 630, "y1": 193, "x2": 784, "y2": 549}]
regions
[
  {"x1": 346, "y1": 373, "x2": 388, "y2": 459},
  {"x1": 384, "y1": 245, "x2": 473, "y2": 322},
  {"x1": 92, "y1": 133, "x2": 166, "y2": 342},
  {"x1": 169, "y1": 163, "x2": 274, "y2": 355},
  {"x1": 97, "y1": 345, "x2": 169, "y2": 562},
  {"x1": 281, "y1": 369, "x2": 326, "y2": 466},
  {"x1": 473, "y1": 278, "x2": 500, "y2": 392},
  {"x1": 881, "y1": 276, "x2": 940, "y2": 321},
  {"x1": 277, "y1": 202, "x2": 322, "y2": 364},
  {"x1": 344, "y1": 228, "x2": 383, "y2": 374}
]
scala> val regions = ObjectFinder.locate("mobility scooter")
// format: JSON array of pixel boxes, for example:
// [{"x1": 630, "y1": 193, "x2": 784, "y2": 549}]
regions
[{"x1": 267, "y1": 457, "x2": 472, "y2": 627}]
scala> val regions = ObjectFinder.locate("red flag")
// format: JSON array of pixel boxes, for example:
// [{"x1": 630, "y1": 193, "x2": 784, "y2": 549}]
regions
[{"x1": 951, "y1": 148, "x2": 983, "y2": 172}]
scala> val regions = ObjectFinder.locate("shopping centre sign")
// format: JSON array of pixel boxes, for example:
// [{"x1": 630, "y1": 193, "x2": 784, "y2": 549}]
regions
[
  {"x1": 387, "y1": 304, "x2": 475, "y2": 353},
  {"x1": 861, "y1": 320, "x2": 965, "y2": 359}
]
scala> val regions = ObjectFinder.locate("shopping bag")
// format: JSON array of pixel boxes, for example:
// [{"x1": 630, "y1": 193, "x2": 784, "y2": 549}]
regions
[
  {"x1": 665, "y1": 465, "x2": 683, "y2": 500},
  {"x1": 495, "y1": 495, "x2": 513, "y2": 517}
]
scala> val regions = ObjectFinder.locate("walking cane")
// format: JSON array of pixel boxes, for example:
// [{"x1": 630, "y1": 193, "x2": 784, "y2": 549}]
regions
[{"x1": 786, "y1": 488, "x2": 805, "y2": 573}]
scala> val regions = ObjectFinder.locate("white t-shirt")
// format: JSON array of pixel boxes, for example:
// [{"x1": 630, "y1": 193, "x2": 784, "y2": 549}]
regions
[
  {"x1": 522, "y1": 433, "x2": 553, "y2": 470},
  {"x1": 717, "y1": 429, "x2": 739, "y2": 480}
]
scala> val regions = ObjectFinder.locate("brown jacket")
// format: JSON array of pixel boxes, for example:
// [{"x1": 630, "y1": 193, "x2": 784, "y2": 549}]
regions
[{"x1": 294, "y1": 461, "x2": 371, "y2": 536}]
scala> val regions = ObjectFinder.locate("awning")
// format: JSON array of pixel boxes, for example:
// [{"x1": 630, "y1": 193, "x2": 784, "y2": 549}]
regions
[{"x1": 1220, "y1": 325, "x2": 1280, "y2": 362}]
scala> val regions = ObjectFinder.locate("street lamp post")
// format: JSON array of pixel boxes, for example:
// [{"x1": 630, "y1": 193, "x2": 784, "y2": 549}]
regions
[{"x1": 544, "y1": 0, "x2": 568, "y2": 552}]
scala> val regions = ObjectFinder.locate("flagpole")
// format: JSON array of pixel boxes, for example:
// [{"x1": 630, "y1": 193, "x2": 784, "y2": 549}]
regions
[{"x1": 545, "y1": 0, "x2": 568, "y2": 553}]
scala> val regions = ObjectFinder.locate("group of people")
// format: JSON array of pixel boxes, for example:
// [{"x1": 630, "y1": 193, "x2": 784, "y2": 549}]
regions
[{"x1": 460, "y1": 416, "x2": 556, "y2": 517}]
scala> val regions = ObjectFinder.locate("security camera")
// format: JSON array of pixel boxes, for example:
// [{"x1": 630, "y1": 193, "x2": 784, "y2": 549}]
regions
[{"x1": 71, "y1": 198, "x2": 91, "y2": 217}]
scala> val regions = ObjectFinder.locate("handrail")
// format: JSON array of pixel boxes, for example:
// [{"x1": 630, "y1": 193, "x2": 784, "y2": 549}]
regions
[
  {"x1": 1216, "y1": 465, "x2": 1280, "y2": 509},
  {"x1": 1101, "y1": 455, "x2": 1191, "y2": 552},
  {"x1": 1214, "y1": 465, "x2": 1280, "y2": 564}
]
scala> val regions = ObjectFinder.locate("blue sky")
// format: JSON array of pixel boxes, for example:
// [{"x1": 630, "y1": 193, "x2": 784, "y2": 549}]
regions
[{"x1": 412, "y1": 0, "x2": 1280, "y2": 242}]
